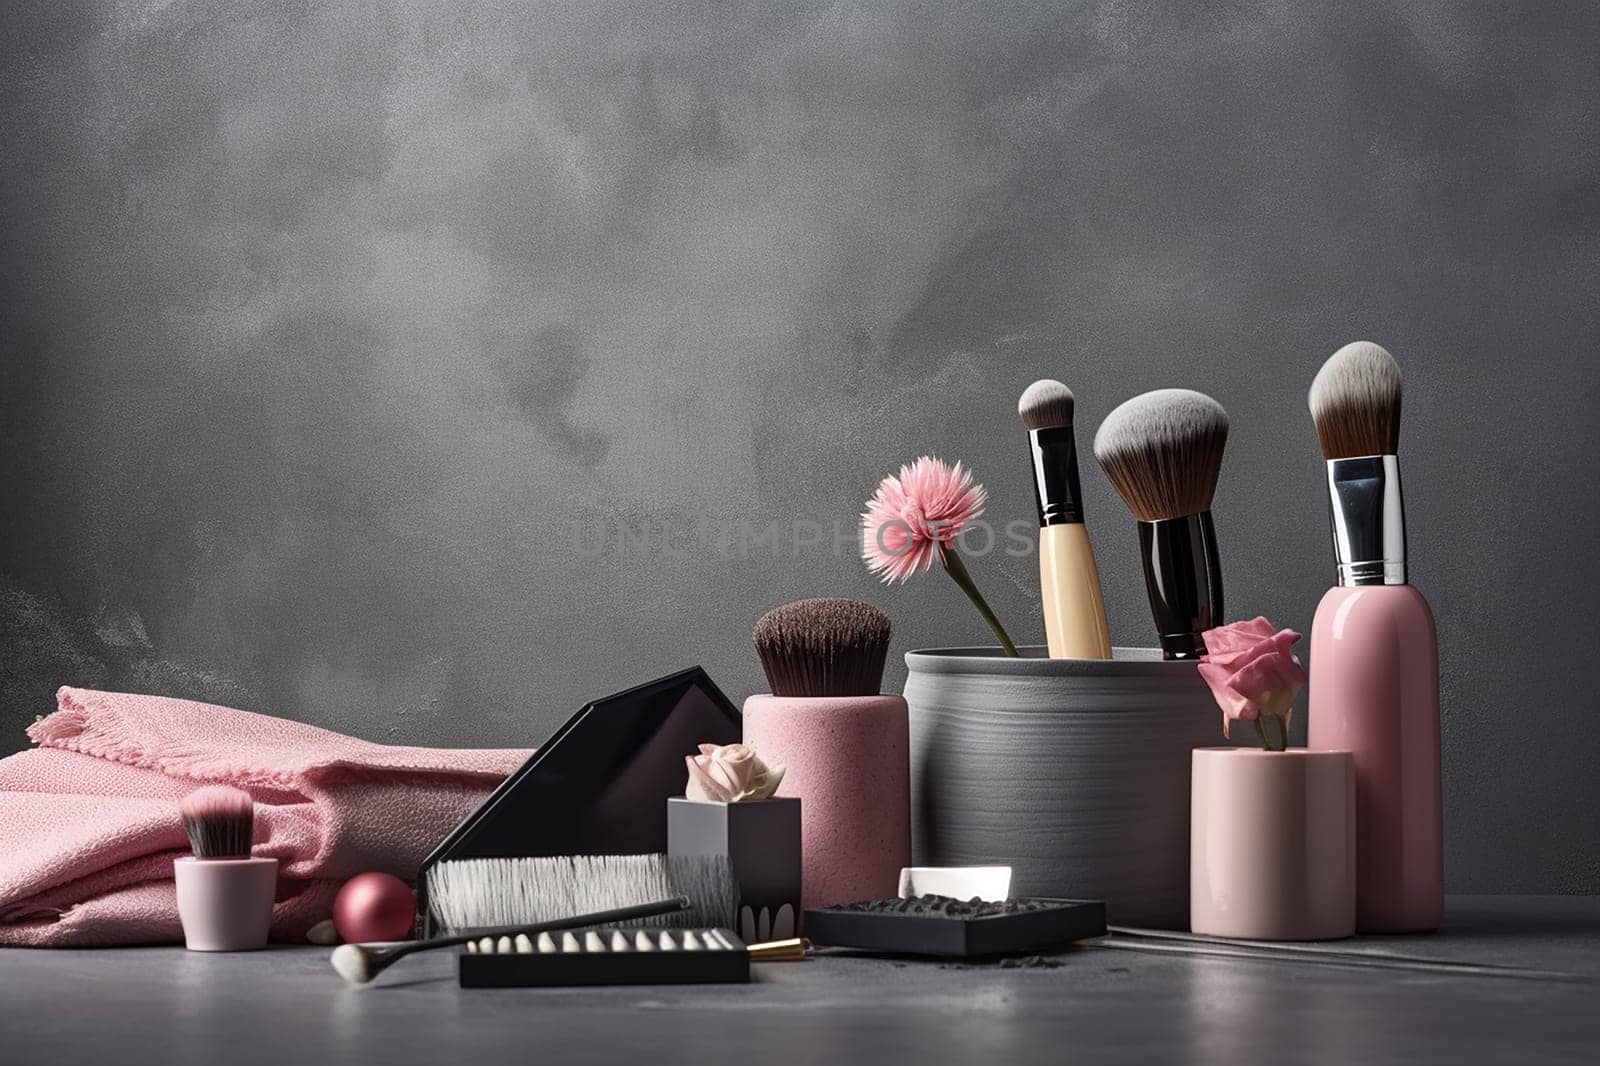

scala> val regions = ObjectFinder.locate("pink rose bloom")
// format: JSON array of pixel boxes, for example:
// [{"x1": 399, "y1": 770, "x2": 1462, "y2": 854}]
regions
[
  {"x1": 684, "y1": 743, "x2": 786, "y2": 803},
  {"x1": 1197, "y1": 617, "x2": 1306, "y2": 744}
]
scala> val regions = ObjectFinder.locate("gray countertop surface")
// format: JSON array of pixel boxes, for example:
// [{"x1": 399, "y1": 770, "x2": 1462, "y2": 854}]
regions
[{"x1": 3, "y1": 895, "x2": 1597, "y2": 1066}]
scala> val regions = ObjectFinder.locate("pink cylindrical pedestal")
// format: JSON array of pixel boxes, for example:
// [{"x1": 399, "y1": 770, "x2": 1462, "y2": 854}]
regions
[
  {"x1": 742, "y1": 694, "x2": 910, "y2": 909},
  {"x1": 1191, "y1": 748, "x2": 1355, "y2": 941},
  {"x1": 174, "y1": 856, "x2": 278, "y2": 951}
]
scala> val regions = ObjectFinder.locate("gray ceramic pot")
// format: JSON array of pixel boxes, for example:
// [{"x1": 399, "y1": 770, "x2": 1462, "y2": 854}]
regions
[{"x1": 904, "y1": 646, "x2": 1219, "y2": 929}]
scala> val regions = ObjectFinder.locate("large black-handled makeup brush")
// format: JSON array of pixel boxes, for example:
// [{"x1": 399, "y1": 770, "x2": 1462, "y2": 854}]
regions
[
  {"x1": 331, "y1": 897, "x2": 690, "y2": 985},
  {"x1": 1093, "y1": 389, "x2": 1229, "y2": 660}
]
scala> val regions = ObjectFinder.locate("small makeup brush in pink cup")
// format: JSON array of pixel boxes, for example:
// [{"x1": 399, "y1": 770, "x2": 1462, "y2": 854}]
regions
[
  {"x1": 174, "y1": 786, "x2": 278, "y2": 951},
  {"x1": 743, "y1": 599, "x2": 910, "y2": 910}
]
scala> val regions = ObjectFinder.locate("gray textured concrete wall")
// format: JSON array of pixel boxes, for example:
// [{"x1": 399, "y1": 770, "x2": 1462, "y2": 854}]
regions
[{"x1": 2, "y1": 2, "x2": 1596, "y2": 892}]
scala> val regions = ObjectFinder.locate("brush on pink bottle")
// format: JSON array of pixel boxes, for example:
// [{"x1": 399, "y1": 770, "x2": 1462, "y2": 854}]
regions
[
  {"x1": 174, "y1": 786, "x2": 279, "y2": 951},
  {"x1": 1307, "y1": 341, "x2": 1442, "y2": 933}
]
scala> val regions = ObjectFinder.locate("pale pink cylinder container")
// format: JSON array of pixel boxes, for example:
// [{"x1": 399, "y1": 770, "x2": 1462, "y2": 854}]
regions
[
  {"x1": 1309, "y1": 584, "x2": 1442, "y2": 933},
  {"x1": 1191, "y1": 748, "x2": 1355, "y2": 940},
  {"x1": 173, "y1": 856, "x2": 278, "y2": 951},
  {"x1": 742, "y1": 694, "x2": 910, "y2": 909}
]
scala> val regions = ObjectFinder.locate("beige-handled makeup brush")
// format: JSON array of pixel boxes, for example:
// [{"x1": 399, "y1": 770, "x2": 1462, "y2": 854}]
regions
[
  {"x1": 1019, "y1": 380, "x2": 1113, "y2": 659},
  {"x1": 1093, "y1": 389, "x2": 1229, "y2": 660}
]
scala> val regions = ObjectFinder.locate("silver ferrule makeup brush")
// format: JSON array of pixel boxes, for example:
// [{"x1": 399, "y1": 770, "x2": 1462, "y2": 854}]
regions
[
  {"x1": 1310, "y1": 340, "x2": 1408, "y2": 588},
  {"x1": 1326, "y1": 456, "x2": 1406, "y2": 586},
  {"x1": 1306, "y1": 338, "x2": 1441, "y2": 933}
]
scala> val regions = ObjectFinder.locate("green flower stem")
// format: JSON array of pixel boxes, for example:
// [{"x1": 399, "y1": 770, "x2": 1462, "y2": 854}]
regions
[
  {"x1": 940, "y1": 547, "x2": 1019, "y2": 657},
  {"x1": 1252, "y1": 715, "x2": 1289, "y2": 752}
]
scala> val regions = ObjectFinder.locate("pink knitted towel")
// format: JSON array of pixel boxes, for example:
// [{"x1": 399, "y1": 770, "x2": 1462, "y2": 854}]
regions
[{"x1": 0, "y1": 687, "x2": 529, "y2": 947}]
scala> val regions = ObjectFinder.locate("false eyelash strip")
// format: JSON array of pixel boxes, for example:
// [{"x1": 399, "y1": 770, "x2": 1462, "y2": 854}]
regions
[
  {"x1": 463, "y1": 927, "x2": 738, "y2": 955},
  {"x1": 457, "y1": 927, "x2": 750, "y2": 987}
]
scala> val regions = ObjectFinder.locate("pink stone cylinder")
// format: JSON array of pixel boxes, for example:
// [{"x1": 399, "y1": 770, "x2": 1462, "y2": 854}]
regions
[
  {"x1": 1309, "y1": 584, "x2": 1443, "y2": 933},
  {"x1": 173, "y1": 856, "x2": 278, "y2": 951},
  {"x1": 742, "y1": 694, "x2": 910, "y2": 909},
  {"x1": 1191, "y1": 748, "x2": 1355, "y2": 941}
]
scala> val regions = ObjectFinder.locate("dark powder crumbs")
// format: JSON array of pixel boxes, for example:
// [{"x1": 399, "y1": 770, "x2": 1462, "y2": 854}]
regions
[{"x1": 829, "y1": 895, "x2": 1058, "y2": 918}]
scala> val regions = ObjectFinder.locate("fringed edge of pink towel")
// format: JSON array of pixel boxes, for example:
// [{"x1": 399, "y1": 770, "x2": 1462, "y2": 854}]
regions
[
  {"x1": 30, "y1": 687, "x2": 525, "y2": 787},
  {"x1": 29, "y1": 691, "x2": 213, "y2": 777}
]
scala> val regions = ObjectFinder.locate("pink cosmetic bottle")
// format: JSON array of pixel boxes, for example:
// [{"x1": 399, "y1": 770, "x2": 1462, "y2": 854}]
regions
[{"x1": 1308, "y1": 455, "x2": 1442, "y2": 932}]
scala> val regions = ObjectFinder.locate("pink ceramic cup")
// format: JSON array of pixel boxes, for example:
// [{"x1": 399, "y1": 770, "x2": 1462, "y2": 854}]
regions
[
  {"x1": 1190, "y1": 748, "x2": 1355, "y2": 941},
  {"x1": 742, "y1": 694, "x2": 910, "y2": 909},
  {"x1": 173, "y1": 856, "x2": 278, "y2": 951}
]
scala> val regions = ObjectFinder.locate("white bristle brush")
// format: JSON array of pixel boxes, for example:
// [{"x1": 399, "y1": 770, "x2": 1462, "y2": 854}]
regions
[
  {"x1": 1093, "y1": 389, "x2": 1229, "y2": 525},
  {"x1": 424, "y1": 853, "x2": 737, "y2": 933},
  {"x1": 1308, "y1": 340, "x2": 1403, "y2": 460}
]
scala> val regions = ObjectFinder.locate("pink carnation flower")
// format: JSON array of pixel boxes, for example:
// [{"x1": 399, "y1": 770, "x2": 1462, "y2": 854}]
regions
[
  {"x1": 859, "y1": 456, "x2": 1017, "y2": 656},
  {"x1": 861, "y1": 457, "x2": 987, "y2": 583}
]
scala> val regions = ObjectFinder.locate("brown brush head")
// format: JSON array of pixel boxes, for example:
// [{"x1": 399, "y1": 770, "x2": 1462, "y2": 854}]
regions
[
  {"x1": 753, "y1": 598, "x2": 891, "y2": 697},
  {"x1": 1308, "y1": 340, "x2": 1403, "y2": 459},
  {"x1": 1092, "y1": 389, "x2": 1229, "y2": 522},
  {"x1": 179, "y1": 786, "x2": 255, "y2": 859},
  {"x1": 1017, "y1": 379, "x2": 1075, "y2": 431}
]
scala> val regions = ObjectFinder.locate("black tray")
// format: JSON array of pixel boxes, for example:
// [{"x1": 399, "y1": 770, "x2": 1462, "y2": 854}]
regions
[{"x1": 803, "y1": 898, "x2": 1106, "y2": 958}]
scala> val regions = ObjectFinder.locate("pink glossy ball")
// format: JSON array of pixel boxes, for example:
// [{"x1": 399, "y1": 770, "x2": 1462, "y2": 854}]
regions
[{"x1": 333, "y1": 872, "x2": 416, "y2": 943}]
